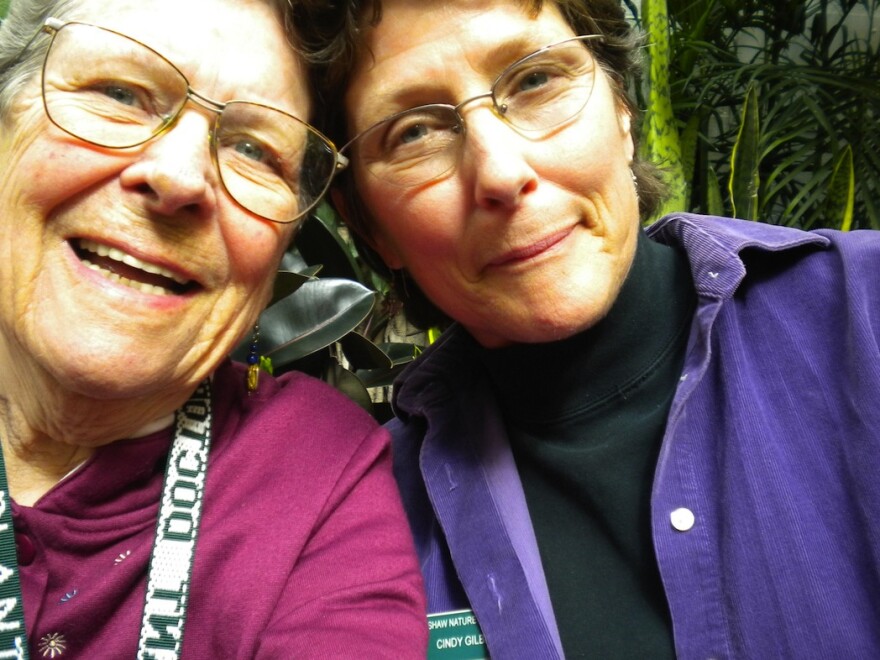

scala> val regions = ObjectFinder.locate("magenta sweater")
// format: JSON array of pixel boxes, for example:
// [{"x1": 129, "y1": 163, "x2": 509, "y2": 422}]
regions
[{"x1": 13, "y1": 361, "x2": 427, "y2": 658}]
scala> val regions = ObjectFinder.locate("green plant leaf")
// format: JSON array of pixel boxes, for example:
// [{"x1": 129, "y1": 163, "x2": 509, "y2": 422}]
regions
[
  {"x1": 825, "y1": 145, "x2": 855, "y2": 232},
  {"x1": 295, "y1": 202, "x2": 362, "y2": 281},
  {"x1": 728, "y1": 84, "x2": 760, "y2": 220},
  {"x1": 640, "y1": 0, "x2": 687, "y2": 217},
  {"x1": 339, "y1": 331, "x2": 394, "y2": 370},
  {"x1": 0, "y1": 0, "x2": 8, "y2": 19},
  {"x1": 706, "y1": 166, "x2": 725, "y2": 216},
  {"x1": 322, "y1": 360, "x2": 374, "y2": 413},
  {"x1": 258, "y1": 278, "x2": 376, "y2": 368},
  {"x1": 269, "y1": 267, "x2": 320, "y2": 306}
]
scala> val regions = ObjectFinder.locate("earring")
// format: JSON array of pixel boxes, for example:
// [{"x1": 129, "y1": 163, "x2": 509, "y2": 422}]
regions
[{"x1": 246, "y1": 323, "x2": 261, "y2": 394}]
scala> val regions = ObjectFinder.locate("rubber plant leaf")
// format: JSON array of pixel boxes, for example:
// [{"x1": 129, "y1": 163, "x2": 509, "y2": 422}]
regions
[
  {"x1": 640, "y1": 0, "x2": 687, "y2": 220},
  {"x1": 322, "y1": 360, "x2": 374, "y2": 413},
  {"x1": 269, "y1": 268, "x2": 320, "y2": 306},
  {"x1": 355, "y1": 341, "x2": 422, "y2": 389},
  {"x1": 339, "y1": 331, "x2": 394, "y2": 370},
  {"x1": 258, "y1": 278, "x2": 376, "y2": 368},
  {"x1": 295, "y1": 201, "x2": 362, "y2": 281},
  {"x1": 728, "y1": 84, "x2": 760, "y2": 220},
  {"x1": 824, "y1": 145, "x2": 854, "y2": 232}
]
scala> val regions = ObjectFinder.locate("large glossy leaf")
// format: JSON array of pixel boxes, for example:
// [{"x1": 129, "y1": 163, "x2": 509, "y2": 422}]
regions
[
  {"x1": 355, "y1": 342, "x2": 422, "y2": 389},
  {"x1": 295, "y1": 202, "x2": 362, "y2": 281},
  {"x1": 339, "y1": 331, "x2": 393, "y2": 370},
  {"x1": 322, "y1": 361, "x2": 374, "y2": 413},
  {"x1": 269, "y1": 267, "x2": 320, "y2": 306},
  {"x1": 258, "y1": 278, "x2": 376, "y2": 368}
]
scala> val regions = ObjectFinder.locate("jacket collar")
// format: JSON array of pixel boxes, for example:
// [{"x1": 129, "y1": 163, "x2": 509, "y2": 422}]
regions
[{"x1": 393, "y1": 213, "x2": 829, "y2": 418}]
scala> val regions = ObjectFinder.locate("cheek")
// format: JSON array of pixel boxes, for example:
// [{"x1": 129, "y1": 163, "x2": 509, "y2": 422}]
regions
[
  {"x1": 361, "y1": 176, "x2": 466, "y2": 264},
  {"x1": 11, "y1": 138, "x2": 132, "y2": 215},
  {"x1": 220, "y1": 217, "x2": 290, "y2": 291}
]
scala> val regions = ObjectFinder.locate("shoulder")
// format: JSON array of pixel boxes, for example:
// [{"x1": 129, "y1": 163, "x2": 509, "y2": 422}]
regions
[
  {"x1": 210, "y1": 361, "x2": 387, "y2": 468},
  {"x1": 648, "y1": 213, "x2": 880, "y2": 300},
  {"x1": 392, "y1": 325, "x2": 484, "y2": 418}
]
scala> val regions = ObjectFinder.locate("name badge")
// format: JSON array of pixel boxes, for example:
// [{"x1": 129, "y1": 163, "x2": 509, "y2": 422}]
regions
[{"x1": 427, "y1": 609, "x2": 489, "y2": 659}]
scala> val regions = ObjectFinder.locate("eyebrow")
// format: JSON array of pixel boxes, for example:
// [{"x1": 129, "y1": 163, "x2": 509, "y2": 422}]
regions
[{"x1": 356, "y1": 32, "x2": 566, "y2": 129}]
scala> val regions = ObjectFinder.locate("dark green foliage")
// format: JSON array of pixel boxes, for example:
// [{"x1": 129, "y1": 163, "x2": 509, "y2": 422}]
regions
[{"x1": 639, "y1": 0, "x2": 880, "y2": 229}]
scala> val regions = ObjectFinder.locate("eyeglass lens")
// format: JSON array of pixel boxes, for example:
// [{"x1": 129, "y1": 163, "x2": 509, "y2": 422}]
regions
[
  {"x1": 349, "y1": 36, "x2": 599, "y2": 187},
  {"x1": 41, "y1": 22, "x2": 337, "y2": 223}
]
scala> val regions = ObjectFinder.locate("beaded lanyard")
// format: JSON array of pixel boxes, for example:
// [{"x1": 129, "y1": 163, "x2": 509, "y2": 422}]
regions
[{"x1": 0, "y1": 379, "x2": 213, "y2": 660}]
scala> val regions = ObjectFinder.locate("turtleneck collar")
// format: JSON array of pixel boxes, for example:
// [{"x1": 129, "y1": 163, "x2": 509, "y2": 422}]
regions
[{"x1": 478, "y1": 229, "x2": 695, "y2": 425}]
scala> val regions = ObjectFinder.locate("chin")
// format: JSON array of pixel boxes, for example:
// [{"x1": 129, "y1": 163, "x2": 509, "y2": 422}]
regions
[{"x1": 36, "y1": 344, "x2": 177, "y2": 402}]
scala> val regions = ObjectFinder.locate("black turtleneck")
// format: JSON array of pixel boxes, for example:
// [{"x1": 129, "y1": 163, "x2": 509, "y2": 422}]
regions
[{"x1": 479, "y1": 230, "x2": 695, "y2": 659}]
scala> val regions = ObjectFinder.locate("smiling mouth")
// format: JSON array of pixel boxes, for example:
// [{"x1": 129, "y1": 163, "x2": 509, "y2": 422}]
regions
[
  {"x1": 489, "y1": 229, "x2": 571, "y2": 268},
  {"x1": 72, "y1": 239, "x2": 195, "y2": 296}
]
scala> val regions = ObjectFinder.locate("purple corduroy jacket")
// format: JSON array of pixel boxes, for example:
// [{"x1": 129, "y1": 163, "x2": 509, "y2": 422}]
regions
[
  {"x1": 14, "y1": 361, "x2": 427, "y2": 658},
  {"x1": 389, "y1": 214, "x2": 880, "y2": 659}
]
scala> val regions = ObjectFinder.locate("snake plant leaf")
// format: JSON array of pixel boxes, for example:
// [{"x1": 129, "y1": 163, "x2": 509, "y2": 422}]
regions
[
  {"x1": 258, "y1": 278, "x2": 376, "y2": 368},
  {"x1": 339, "y1": 331, "x2": 393, "y2": 370},
  {"x1": 825, "y1": 145, "x2": 855, "y2": 232},
  {"x1": 706, "y1": 166, "x2": 724, "y2": 217},
  {"x1": 680, "y1": 112, "x2": 703, "y2": 207},
  {"x1": 729, "y1": 84, "x2": 760, "y2": 220},
  {"x1": 640, "y1": 0, "x2": 687, "y2": 218}
]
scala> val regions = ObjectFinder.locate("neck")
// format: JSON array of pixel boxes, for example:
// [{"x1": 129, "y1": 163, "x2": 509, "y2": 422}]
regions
[
  {"x1": 0, "y1": 410, "x2": 94, "y2": 506},
  {"x1": 0, "y1": 354, "x2": 180, "y2": 505}
]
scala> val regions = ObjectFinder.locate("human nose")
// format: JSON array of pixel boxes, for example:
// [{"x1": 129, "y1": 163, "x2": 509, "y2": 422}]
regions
[
  {"x1": 120, "y1": 110, "x2": 218, "y2": 217},
  {"x1": 459, "y1": 105, "x2": 538, "y2": 210}
]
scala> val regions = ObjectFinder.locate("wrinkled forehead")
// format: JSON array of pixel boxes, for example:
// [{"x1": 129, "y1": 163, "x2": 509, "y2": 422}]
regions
[
  {"x1": 346, "y1": 0, "x2": 574, "y2": 125},
  {"x1": 66, "y1": 0, "x2": 310, "y2": 119}
]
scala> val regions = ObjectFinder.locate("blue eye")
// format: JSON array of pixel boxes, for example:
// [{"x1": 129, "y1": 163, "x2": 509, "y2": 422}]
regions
[
  {"x1": 235, "y1": 139, "x2": 266, "y2": 162},
  {"x1": 400, "y1": 123, "x2": 430, "y2": 144},
  {"x1": 100, "y1": 84, "x2": 139, "y2": 106},
  {"x1": 519, "y1": 71, "x2": 550, "y2": 92}
]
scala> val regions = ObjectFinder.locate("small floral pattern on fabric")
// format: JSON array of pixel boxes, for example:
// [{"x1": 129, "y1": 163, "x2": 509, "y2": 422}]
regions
[{"x1": 39, "y1": 632, "x2": 67, "y2": 658}]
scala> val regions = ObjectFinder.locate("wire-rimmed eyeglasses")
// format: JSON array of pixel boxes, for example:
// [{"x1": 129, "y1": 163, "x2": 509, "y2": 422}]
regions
[
  {"x1": 37, "y1": 17, "x2": 348, "y2": 224},
  {"x1": 339, "y1": 34, "x2": 603, "y2": 188}
]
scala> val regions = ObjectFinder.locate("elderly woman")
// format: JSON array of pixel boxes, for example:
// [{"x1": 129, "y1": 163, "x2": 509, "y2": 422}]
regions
[
  {"x1": 299, "y1": 0, "x2": 880, "y2": 657},
  {"x1": 0, "y1": 0, "x2": 428, "y2": 657}
]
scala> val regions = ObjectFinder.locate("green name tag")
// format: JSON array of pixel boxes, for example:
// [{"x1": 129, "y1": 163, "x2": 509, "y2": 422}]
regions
[{"x1": 427, "y1": 609, "x2": 489, "y2": 659}]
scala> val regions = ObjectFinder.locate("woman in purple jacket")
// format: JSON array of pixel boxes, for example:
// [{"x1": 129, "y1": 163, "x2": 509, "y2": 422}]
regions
[
  {"x1": 0, "y1": 0, "x2": 427, "y2": 656},
  {"x1": 299, "y1": 0, "x2": 880, "y2": 657}
]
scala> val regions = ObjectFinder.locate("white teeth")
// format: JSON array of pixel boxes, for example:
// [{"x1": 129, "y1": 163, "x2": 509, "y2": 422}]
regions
[
  {"x1": 79, "y1": 239, "x2": 189, "y2": 285},
  {"x1": 82, "y1": 259, "x2": 174, "y2": 296}
]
